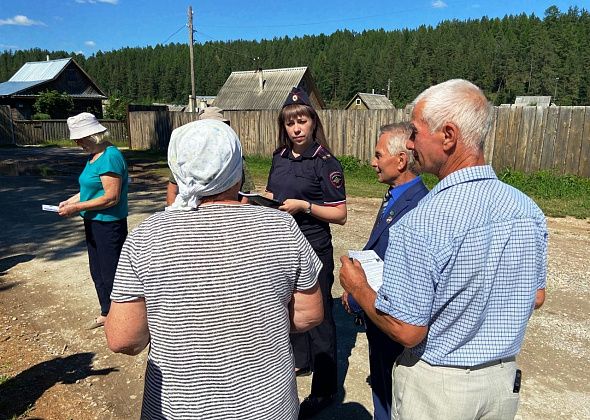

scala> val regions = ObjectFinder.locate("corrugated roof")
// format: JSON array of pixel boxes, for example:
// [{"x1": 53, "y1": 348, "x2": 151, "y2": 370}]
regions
[
  {"x1": 214, "y1": 67, "x2": 309, "y2": 110},
  {"x1": 514, "y1": 96, "x2": 551, "y2": 106},
  {"x1": 0, "y1": 57, "x2": 106, "y2": 98},
  {"x1": 9, "y1": 58, "x2": 71, "y2": 82},
  {"x1": 0, "y1": 81, "x2": 43, "y2": 96},
  {"x1": 347, "y1": 93, "x2": 394, "y2": 109}
]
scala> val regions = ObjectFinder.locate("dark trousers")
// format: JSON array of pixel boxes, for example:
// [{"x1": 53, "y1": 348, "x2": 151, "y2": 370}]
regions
[
  {"x1": 291, "y1": 246, "x2": 337, "y2": 397},
  {"x1": 84, "y1": 218, "x2": 128, "y2": 316},
  {"x1": 365, "y1": 315, "x2": 404, "y2": 420}
]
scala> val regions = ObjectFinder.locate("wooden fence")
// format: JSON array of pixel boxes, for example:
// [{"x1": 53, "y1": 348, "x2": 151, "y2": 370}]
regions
[
  {"x1": 127, "y1": 105, "x2": 590, "y2": 177},
  {"x1": 2, "y1": 119, "x2": 128, "y2": 146}
]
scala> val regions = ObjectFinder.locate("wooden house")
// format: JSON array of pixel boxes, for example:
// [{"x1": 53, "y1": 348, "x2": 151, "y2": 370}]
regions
[
  {"x1": 213, "y1": 67, "x2": 324, "y2": 110},
  {"x1": 0, "y1": 58, "x2": 107, "y2": 120},
  {"x1": 346, "y1": 93, "x2": 394, "y2": 110}
]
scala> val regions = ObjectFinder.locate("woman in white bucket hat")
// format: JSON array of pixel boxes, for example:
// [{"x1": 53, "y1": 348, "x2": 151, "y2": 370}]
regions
[{"x1": 58, "y1": 112, "x2": 129, "y2": 330}]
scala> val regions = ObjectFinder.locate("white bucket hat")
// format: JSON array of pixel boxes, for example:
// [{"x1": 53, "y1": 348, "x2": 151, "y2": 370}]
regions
[
  {"x1": 198, "y1": 106, "x2": 229, "y2": 122},
  {"x1": 67, "y1": 112, "x2": 107, "y2": 140}
]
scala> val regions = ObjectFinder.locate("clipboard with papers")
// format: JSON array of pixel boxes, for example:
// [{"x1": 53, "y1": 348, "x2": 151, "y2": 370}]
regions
[{"x1": 348, "y1": 250, "x2": 384, "y2": 292}]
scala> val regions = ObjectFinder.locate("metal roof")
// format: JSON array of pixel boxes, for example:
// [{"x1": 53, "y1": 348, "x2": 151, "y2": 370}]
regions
[
  {"x1": 0, "y1": 57, "x2": 106, "y2": 98},
  {"x1": 0, "y1": 81, "x2": 42, "y2": 96},
  {"x1": 9, "y1": 58, "x2": 71, "y2": 82},
  {"x1": 514, "y1": 96, "x2": 552, "y2": 107},
  {"x1": 346, "y1": 93, "x2": 394, "y2": 109},
  {"x1": 214, "y1": 67, "x2": 314, "y2": 110}
]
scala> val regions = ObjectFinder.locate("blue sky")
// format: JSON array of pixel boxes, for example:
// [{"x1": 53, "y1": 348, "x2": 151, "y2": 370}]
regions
[{"x1": 0, "y1": 0, "x2": 588, "y2": 55}]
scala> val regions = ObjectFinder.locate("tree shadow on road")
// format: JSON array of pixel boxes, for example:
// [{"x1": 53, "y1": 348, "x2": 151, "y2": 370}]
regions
[
  {"x1": 0, "y1": 175, "x2": 166, "y2": 262},
  {"x1": 0, "y1": 253, "x2": 35, "y2": 292},
  {"x1": 0, "y1": 352, "x2": 118, "y2": 418}
]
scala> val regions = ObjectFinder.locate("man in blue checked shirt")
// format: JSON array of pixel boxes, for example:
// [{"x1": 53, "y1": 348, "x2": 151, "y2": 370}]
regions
[{"x1": 340, "y1": 79, "x2": 547, "y2": 420}]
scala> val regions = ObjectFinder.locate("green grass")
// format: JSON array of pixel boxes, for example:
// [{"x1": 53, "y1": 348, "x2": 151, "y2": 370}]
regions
[
  {"x1": 0, "y1": 373, "x2": 10, "y2": 385},
  {"x1": 498, "y1": 168, "x2": 590, "y2": 218},
  {"x1": 245, "y1": 155, "x2": 590, "y2": 218},
  {"x1": 25, "y1": 145, "x2": 588, "y2": 218},
  {"x1": 245, "y1": 155, "x2": 440, "y2": 198}
]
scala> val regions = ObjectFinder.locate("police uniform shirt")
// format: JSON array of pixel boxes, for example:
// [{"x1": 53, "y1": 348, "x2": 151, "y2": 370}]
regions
[{"x1": 266, "y1": 141, "x2": 346, "y2": 250}]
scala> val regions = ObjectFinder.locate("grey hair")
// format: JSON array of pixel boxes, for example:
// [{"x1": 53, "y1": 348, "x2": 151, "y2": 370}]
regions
[
  {"x1": 413, "y1": 79, "x2": 492, "y2": 150},
  {"x1": 379, "y1": 122, "x2": 418, "y2": 174},
  {"x1": 86, "y1": 130, "x2": 110, "y2": 144}
]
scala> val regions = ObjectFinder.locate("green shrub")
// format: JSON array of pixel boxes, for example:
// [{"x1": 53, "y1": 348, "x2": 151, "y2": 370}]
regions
[
  {"x1": 338, "y1": 155, "x2": 362, "y2": 171},
  {"x1": 33, "y1": 90, "x2": 73, "y2": 119},
  {"x1": 32, "y1": 113, "x2": 51, "y2": 120}
]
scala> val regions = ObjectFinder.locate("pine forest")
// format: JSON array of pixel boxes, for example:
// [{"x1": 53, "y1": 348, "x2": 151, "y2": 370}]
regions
[{"x1": 0, "y1": 6, "x2": 588, "y2": 108}]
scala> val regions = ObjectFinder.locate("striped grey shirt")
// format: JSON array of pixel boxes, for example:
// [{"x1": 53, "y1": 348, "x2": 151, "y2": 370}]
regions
[{"x1": 111, "y1": 204, "x2": 321, "y2": 419}]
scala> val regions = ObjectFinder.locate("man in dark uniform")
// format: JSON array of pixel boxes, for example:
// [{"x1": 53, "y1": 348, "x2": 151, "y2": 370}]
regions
[{"x1": 343, "y1": 122, "x2": 428, "y2": 420}]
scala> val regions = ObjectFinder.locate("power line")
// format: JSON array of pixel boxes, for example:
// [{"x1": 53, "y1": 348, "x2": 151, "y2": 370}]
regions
[
  {"x1": 195, "y1": 30, "x2": 260, "y2": 62},
  {"x1": 162, "y1": 24, "x2": 187, "y2": 44}
]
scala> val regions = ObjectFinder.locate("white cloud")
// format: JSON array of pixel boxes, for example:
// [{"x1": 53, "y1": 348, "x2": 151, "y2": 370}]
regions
[
  {"x1": 85, "y1": 40, "x2": 96, "y2": 47},
  {"x1": 432, "y1": 0, "x2": 448, "y2": 8},
  {"x1": 0, "y1": 43, "x2": 19, "y2": 50},
  {"x1": 0, "y1": 15, "x2": 46, "y2": 26},
  {"x1": 75, "y1": 0, "x2": 119, "y2": 4}
]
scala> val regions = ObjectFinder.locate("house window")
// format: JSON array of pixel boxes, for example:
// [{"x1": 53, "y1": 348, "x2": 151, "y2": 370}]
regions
[{"x1": 356, "y1": 98, "x2": 361, "y2": 105}]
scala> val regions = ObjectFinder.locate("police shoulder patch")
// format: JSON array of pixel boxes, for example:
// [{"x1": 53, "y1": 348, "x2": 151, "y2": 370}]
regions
[{"x1": 329, "y1": 171, "x2": 344, "y2": 189}]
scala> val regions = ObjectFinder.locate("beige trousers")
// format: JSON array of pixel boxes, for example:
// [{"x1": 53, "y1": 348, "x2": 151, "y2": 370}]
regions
[{"x1": 391, "y1": 350, "x2": 520, "y2": 420}]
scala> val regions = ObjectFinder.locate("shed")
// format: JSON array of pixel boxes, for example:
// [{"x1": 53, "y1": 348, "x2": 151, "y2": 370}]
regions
[
  {"x1": 346, "y1": 93, "x2": 394, "y2": 110},
  {"x1": 213, "y1": 67, "x2": 324, "y2": 110},
  {"x1": 514, "y1": 96, "x2": 552, "y2": 107},
  {"x1": 0, "y1": 57, "x2": 107, "y2": 120}
]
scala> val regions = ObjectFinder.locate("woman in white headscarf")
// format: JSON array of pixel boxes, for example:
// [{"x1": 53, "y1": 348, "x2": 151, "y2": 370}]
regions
[{"x1": 105, "y1": 119, "x2": 324, "y2": 420}]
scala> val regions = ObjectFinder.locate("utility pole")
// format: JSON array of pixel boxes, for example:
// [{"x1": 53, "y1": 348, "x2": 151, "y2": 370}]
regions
[{"x1": 188, "y1": 6, "x2": 196, "y2": 112}]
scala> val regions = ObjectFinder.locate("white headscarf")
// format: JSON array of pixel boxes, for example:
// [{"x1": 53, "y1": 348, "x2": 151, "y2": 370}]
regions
[{"x1": 167, "y1": 119, "x2": 243, "y2": 210}]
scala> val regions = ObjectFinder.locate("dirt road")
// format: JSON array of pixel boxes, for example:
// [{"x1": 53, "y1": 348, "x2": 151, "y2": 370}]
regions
[{"x1": 0, "y1": 149, "x2": 588, "y2": 419}]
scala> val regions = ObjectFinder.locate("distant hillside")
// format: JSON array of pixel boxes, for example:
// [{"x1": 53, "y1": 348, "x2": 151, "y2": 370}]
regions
[{"x1": 1, "y1": 5, "x2": 588, "y2": 108}]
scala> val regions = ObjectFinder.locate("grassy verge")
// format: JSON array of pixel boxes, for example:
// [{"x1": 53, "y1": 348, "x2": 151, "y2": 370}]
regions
[
  {"x1": 498, "y1": 168, "x2": 590, "y2": 218},
  {"x1": 246, "y1": 155, "x2": 590, "y2": 218},
  {"x1": 245, "y1": 155, "x2": 439, "y2": 198},
  {"x1": 27, "y1": 145, "x2": 586, "y2": 219}
]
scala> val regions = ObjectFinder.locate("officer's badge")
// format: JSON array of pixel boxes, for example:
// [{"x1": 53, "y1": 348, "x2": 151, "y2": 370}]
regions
[
  {"x1": 292, "y1": 94, "x2": 298, "y2": 102},
  {"x1": 329, "y1": 171, "x2": 343, "y2": 189}
]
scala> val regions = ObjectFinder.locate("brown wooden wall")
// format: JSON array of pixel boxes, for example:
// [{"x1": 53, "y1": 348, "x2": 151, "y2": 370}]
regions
[
  {"x1": 127, "y1": 106, "x2": 590, "y2": 177},
  {"x1": 0, "y1": 106, "x2": 14, "y2": 145},
  {"x1": 9, "y1": 119, "x2": 128, "y2": 146}
]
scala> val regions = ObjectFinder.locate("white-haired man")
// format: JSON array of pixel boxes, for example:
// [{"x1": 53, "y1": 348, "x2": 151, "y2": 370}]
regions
[
  {"x1": 343, "y1": 122, "x2": 428, "y2": 420},
  {"x1": 340, "y1": 79, "x2": 547, "y2": 419}
]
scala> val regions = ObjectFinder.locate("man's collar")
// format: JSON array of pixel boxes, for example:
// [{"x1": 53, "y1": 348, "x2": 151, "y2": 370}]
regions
[{"x1": 430, "y1": 165, "x2": 496, "y2": 196}]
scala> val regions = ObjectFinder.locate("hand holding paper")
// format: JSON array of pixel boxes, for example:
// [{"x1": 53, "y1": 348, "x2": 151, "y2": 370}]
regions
[
  {"x1": 347, "y1": 250, "x2": 384, "y2": 292},
  {"x1": 42, "y1": 204, "x2": 59, "y2": 212}
]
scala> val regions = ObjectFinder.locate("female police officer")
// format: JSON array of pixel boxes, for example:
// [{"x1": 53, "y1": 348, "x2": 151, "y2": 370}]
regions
[{"x1": 266, "y1": 87, "x2": 347, "y2": 418}]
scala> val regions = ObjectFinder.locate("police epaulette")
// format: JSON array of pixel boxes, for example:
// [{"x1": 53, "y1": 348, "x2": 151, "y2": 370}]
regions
[
  {"x1": 273, "y1": 146, "x2": 288, "y2": 156},
  {"x1": 316, "y1": 146, "x2": 332, "y2": 160}
]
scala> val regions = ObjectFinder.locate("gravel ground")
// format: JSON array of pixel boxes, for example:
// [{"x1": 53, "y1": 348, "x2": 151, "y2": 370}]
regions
[{"x1": 0, "y1": 149, "x2": 588, "y2": 419}]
